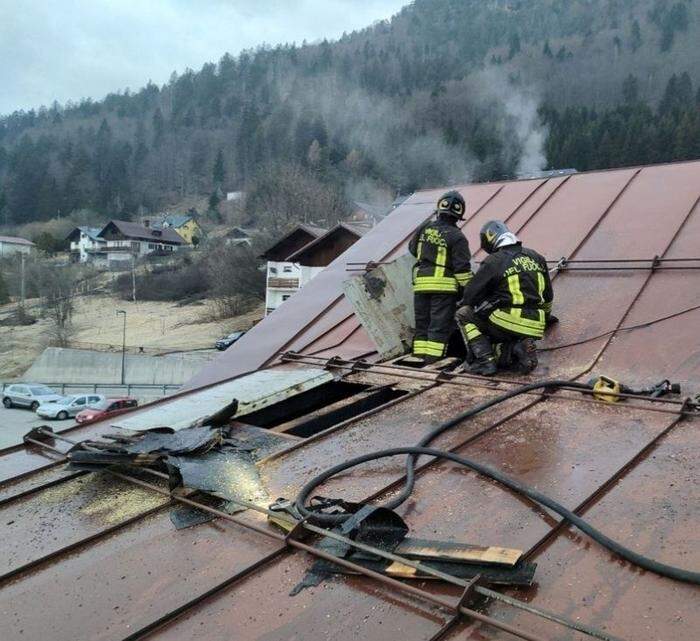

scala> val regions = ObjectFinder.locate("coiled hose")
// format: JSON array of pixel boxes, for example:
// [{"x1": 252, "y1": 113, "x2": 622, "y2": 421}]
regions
[{"x1": 294, "y1": 379, "x2": 700, "y2": 585}]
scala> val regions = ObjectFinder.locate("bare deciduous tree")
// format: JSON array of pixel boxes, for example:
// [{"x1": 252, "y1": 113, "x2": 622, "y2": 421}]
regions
[{"x1": 204, "y1": 241, "x2": 266, "y2": 319}]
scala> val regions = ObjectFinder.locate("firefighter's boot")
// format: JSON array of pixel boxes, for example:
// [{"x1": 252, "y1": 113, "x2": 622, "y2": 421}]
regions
[
  {"x1": 512, "y1": 338, "x2": 538, "y2": 374},
  {"x1": 466, "y1": 335, "x2": 497, "y2": 376}
]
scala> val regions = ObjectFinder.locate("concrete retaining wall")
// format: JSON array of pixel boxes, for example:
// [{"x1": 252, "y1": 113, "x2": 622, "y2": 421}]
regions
[{"x1": 23, "y1": 347, "x2": 213, "y2": 385}]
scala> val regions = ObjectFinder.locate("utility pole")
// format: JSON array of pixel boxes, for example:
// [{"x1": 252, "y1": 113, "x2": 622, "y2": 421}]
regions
[
  {"x1": 19, "y1": 252, "x2": 25, "y2": 306},
  {"x1": 131, "y1": 254, "x2": 137, "y2": 303},
  {"x1": 116, "y1": 310, "x2": 127, "y2": 385}
]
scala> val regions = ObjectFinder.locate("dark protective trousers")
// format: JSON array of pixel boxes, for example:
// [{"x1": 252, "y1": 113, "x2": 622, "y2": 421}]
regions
[
  {"x1": 413, "y1": 293, "x2": 457, "y2": 358},
  {"x1": 458, "y1": 306, "x2": 521, "y2": 346}
]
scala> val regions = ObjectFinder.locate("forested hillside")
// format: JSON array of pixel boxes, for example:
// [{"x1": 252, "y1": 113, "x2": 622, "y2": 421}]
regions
[{"x1": 1, "y1": 0, "x2": 699, "y2": 228}]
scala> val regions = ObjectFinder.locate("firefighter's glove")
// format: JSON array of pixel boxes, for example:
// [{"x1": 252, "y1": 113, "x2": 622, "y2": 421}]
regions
[{"x1": 455, "y1": 305, "x2": 473, "y2": 325}]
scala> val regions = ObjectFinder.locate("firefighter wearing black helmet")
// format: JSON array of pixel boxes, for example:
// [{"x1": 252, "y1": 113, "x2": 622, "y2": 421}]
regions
[
  {"x1": 455, "y1": 220, "x2": 553, "y2": 375},
  {"x1": 408, "y1": 191, "x2": 473, "y2": 363}
]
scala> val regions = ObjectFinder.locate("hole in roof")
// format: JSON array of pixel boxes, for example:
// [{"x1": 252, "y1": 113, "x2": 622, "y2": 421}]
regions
[{"x1": 240, "y1": 380, "x2": 408, "y2": 438}]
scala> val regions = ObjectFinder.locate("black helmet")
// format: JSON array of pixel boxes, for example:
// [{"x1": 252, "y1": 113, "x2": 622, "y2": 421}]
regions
[
  {"x1": 480, "y1": 219, "x2": 517, "y2": 253},
  {"x1": 436, "y1": 190, "x2": 466, "y2": 221}
]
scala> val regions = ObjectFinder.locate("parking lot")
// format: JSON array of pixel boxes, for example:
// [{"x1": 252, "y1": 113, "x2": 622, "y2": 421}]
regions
[{"x1": 0, "y1": 406, "x2": 77, "y2": 449}]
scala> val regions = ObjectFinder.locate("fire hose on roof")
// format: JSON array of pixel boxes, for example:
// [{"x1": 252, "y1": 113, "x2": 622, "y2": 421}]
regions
[{"x1": 294, "y1": 379, "x2": 700, "y2": 585}]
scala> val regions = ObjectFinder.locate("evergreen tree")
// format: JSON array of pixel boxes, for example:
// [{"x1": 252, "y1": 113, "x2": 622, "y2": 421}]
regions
[
  {"x1": 622, "y1": 74, "x2": 640, "y2": 103},
  {"x1": 152, "y1": 108, "x2": 164, "y2": 148},
  {"x1": 543, "y1": 40, "x2": 553, "y2": 58},
  {"x1": 213, "y1": 148, "x2": 226, "y2": 186},
  {"x1": 630, "y1": 19, "x2": 643, "y2": 52}
]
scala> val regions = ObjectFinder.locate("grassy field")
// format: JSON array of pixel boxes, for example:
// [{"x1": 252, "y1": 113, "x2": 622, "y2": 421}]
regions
[{"x1": 0, "y1": 295, "x2": 262, "y2": 379}]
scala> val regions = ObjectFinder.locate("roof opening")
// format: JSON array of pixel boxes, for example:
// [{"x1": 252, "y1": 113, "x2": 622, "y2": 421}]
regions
[{"x1": 239, "y1": 379, "x2": 408, "y2": 438}]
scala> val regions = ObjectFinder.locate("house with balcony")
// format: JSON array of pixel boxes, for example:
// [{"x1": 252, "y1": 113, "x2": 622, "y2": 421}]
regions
[
  {"x1": 66, "y1": 220, "x2": 185, "y2": 269},
  {"x1": 67, "y1": 227, "x2": 107, "y2": 263},
  {"x1": 260, "y1": 223, "x2": 365, "y2": 315}
]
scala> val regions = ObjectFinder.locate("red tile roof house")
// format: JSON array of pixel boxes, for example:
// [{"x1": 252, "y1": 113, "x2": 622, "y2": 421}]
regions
[{"x1": 1, "y1": 160, "x2": 699, "y2": 641}]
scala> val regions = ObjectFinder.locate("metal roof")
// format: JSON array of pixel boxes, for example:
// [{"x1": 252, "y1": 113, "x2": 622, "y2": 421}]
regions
[
  {"x1": 98, "y1": 220, "x2": 185, "y2": 245},
  {"x1": 0, "y1": 235, "x2": 34, "y2": 246},
  {"x1": 1, "y1": 160, "x2": 699, "y2": 641}
]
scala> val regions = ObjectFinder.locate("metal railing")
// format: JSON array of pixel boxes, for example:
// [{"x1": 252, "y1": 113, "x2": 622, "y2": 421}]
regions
[{"x1": 0, "y1": 382, "x2": 181, "y2": 396}]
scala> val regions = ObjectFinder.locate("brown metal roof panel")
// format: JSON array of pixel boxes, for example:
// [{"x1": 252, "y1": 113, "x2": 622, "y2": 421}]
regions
[
  {"x1": 260, "y1": 384, "x2": 536, "y2": 502},
  {"x1": 1, "y1": 473, "x2": 168, "y2": 576},
  {"x1": 492, "y1": 176, "x2": 570, "y2": 241},
  {"x1": 465, "y1": 422, "x2": 700, "y2": 641},
  {"x1": 1, "y1": 510, "x2": 282, "y2": 641},
  {"x1": 538, "y1": 164, "x2": 700, "y2": 380},
  {"x1": 381, "y1": 401, "x2": 674, "y2": 552},
  {"x1": 142, "y1": 552, "x2": 449, "y2": 641},
  {"x1": 593, "y1": 200, "x2": 700, "y2": 385}
]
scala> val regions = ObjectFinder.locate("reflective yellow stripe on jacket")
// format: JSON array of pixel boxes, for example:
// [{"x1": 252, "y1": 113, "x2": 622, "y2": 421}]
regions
[
  {"x1": 489, "y1": 308, "x2": 546, "y2": 338},
  {"x1": 413, "y1": 276, "x2": 458, "y2": 293}
]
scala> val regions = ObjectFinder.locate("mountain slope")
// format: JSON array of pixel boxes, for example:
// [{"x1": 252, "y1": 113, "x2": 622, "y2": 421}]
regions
[{"x1": 1, "y1": 0, "x2": 699, "y2": 227}]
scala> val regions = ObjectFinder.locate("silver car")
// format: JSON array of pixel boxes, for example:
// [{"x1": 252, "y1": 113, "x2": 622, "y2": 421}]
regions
[
  {"x1": 36, "y1": 394, "x2": 106, "y2": 420},
  {"x1": 2, "y1": 384, "x2": 63, "y2": 411}
]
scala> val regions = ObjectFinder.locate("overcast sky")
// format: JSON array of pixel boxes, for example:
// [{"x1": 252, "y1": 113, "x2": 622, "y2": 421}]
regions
[{"x1": 2, "y1": 0, "x2": 407, "y2": 116}]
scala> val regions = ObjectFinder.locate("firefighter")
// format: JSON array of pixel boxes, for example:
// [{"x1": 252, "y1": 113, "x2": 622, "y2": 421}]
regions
[
  {"x1": 455, "y1": 220, "x2": 553, "y2": 376},
  {"x1": 408, "y1": 190, "x2": 473, "y2": 364}
]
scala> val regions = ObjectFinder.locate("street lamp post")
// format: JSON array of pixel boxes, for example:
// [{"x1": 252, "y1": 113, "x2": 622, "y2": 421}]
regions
[{"x1": 116, "y1": 310, "x2": 127, "y2": 385}]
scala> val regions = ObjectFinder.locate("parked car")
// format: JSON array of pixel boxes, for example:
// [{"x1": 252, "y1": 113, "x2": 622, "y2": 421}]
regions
[
  {"x1": 36, "y1": 394, "x2": 106, "y2": 420},
  {"x1": 2, "y1": 384, "x2": 63, "y2": 411},
  {"x1": 75, "y1": 397, "x2": 138, "y2": 424},
  {"x1": 215, "y1": 330, "x2": 246, "y2": 350}
]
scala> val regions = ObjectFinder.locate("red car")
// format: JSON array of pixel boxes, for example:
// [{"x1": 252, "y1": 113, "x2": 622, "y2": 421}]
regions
[{"x1": 75, "y1": 397, "x2": 138, "y2": 424}]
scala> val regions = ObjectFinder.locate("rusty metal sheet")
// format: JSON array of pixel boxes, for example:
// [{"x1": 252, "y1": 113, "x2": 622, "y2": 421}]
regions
[
  {"x1": 343, "y1": 254, "x2": 416, "y2": 359},
  {"x1": 142, "y1": 552, "x2": 449, "y2": 641},
  {"x1": 112, "y1": 366, "x2": 334, "y2": 432},
  {"x1": 538, "y1": 163, "x2": 700, "y2": 379},
  {"x1": 378, "y1": 399, "x2": 674, "y2": 551},
  {"x1": 0, "y1": 509, "x2": 282, "y2": 641},
  {"x1": 260, "y1": 384, "x2": 537, "y2": 502},
  {"x1": 596, "y1": 198, "x2": 700, "y2": 386},
  {"x1": 454, "y1": 419, "x2": 700, "y2": 641},
  {"x1": 0, "y1": 421, "x2": 132, "y2": 485},
  {"x1": 0, "y1": 472, "x2": 169, "y2": 575}
]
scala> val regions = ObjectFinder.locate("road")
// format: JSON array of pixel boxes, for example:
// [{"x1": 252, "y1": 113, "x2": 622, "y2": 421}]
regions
[{"x1": 0, "y1": 406, "x2": 77, "y2": 449}]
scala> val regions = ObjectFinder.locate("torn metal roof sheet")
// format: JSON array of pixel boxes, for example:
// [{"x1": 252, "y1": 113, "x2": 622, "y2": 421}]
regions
[
  {"x1": 1, "y1": 161, "x2": 699, "y2": 641},
  {"x1": 111, "y1": 366, "x2": 333, "y2": 431}
]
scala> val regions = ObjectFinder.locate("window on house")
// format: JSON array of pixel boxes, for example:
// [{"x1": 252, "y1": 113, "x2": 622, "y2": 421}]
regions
[
  {"x1": 282, "y1": 295, "x2": 291, "y2": 301},
  {"x1": 283, "y1": 265, "x2": 293, "y2": 273},
  {"x1": 269, "y1": 266, "x2": 278, "y2": 275}
]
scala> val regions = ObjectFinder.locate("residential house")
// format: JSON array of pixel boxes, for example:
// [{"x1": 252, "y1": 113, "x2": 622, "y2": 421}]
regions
[
  {"x1": 260, "y1": 223, "x2": 365, "y2": 315},
  {"x1": 66, "y1": 227, "x2": 106, "y2": 263},
  {"x1": 259, "y1": 224, "x2": 326, "y2": 315},
  {"x1": 162, "y1": 213, "x2": 203, "y2": 245},
  {"x1": 65, "y1": 220, "x2": 184, "y2": 269},
  {"x1": 0, "y1": 235, "x2": 35, "y2": 258},
  {"x1": 224, "y1": 226, "x2": 254, "y2": 248}
]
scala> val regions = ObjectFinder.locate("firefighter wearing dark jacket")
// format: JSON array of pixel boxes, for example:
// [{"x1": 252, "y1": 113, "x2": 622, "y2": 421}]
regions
[
  {"x1": 455, "y1": 220, "x2": 553, "y2": 376},
  {"x1": 408, "y1": 191, "x2": 473, "y2": 363}
]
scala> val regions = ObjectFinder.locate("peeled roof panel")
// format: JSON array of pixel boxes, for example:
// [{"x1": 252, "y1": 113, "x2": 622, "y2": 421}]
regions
[{"x1": 112, "y1": 366, "x2": 333, "y2": 431}]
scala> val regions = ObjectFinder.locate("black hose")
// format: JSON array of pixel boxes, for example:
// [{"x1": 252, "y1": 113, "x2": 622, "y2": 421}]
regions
[
  {"x1": 298, "y1": 379, "x2": 590, "y2": 526},
  {"x1": 293, "y1": 378, "x2": 700, "y2": 585},
  {"x1": 295, "y1": 446, "x2": 700, "y2": 585}
]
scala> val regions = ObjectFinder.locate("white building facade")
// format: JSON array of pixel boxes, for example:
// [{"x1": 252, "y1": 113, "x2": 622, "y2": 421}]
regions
[{"x1": 0, "y1": 236, "x2": 35, "y2": 258}]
